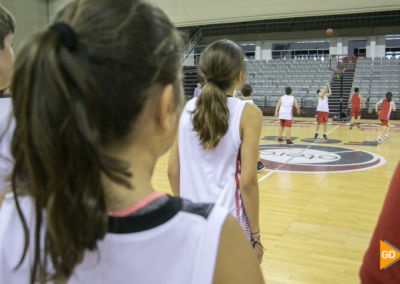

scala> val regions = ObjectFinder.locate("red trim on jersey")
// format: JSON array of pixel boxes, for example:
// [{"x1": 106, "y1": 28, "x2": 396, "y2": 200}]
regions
[
  {"x1": 235, "y1": 148, "x2": 241, "y2": 221},
  {"x1": 108, "y1": 192, "x2": 165, "y2": 217}
]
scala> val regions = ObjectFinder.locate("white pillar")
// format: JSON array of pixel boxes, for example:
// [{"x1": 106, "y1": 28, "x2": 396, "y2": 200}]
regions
[
  {"x1": 376, "y1": 36, "x2": 386, "y2": 58},
  {"x1": 329, "y1": 38, "x2": 337, "y2": 55},
  {"x1": 255, "y1": 41, "x2": 262, "y2": 60},
  {"x1": 337, "y1": 38, "x2": 343, "y2": 54},
  {"x1": 261, "y1": 41, "x2": 272, "y2": 61},
  {"x1": 342, "y1": 38, "x2": 348, "y2": 55},
  {"x1": 367, "y1": 36, "x2": 376, "y2": 58}
]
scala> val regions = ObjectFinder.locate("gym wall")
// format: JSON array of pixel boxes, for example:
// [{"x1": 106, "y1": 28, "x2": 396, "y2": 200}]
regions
[
  {"x1": 149, "y1": 0, "x2": 400, "y2": 27},
  {"x1": 0, "y1": 0, "x2": 47, "y2": 49}
]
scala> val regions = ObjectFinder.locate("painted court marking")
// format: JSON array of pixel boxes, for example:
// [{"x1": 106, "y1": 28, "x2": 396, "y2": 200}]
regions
[{"x1": 258, "y1": 125, "x2": 339, "y2": 183}]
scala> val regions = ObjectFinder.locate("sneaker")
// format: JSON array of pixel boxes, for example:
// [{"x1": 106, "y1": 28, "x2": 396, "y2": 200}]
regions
[
  {"x1": 286, "y1": 139, "x2": 293, "y2": 145},
  {"x1": 257, "y1": 161, "x2": 265, "y2": 172},
  {"x1": 376, "y1": 137, "x2": 382, "y2": 144},
  {"x1": 384, "y1": 135, "x2": 390, "y2": 141},
  {"x1": 349, "y1": 124, "x2": 353, "y2": 130},
  {"x1": 356, "y1": 123, "x2": 361, "y2": 129},
  {"x1": 323, "y1": 134, "x2": 328, "y2": 141},
  {"x1": 277, "y1": 137, "x2": 283, "y2": 142},
  {"x1": 314, "y1": 133, "x2": 318, "y2": 140}
]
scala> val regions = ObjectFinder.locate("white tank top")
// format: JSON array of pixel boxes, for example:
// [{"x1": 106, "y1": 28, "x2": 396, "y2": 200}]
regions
[
  {"x1": 0, "y1": 98, "x2": 14, "y2": 193},
  {"x1": 178, "y1": 97, "x2": 249, "y2": 234},
  {"x1": 278, "y1": 95, "x2": 294, "y2": 120},
  {"x1": 317, "y1": 94, "x2": 329, "y2": 112},
  {"x1": 0, "y1": 193, "x2": 228, "y2": 284}
]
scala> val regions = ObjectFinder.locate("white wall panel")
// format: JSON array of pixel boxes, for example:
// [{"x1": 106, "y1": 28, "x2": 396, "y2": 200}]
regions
[
  {"x1": 149, "y1": 0, "x2": 400, "y2": 27},
  {"x1": 0, "y1": 0, "x2": 47, "y2": 48}
]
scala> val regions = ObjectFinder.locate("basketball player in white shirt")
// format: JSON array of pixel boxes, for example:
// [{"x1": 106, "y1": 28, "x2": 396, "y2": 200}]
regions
[
  {"x1": 169, "y1": 39, "x2": 264, "y2": 263},
  {"x1": 274, "y1": 87, "x2": 300, "y2": 145},
  {"x1": 314, "y1": 83, "x2": 332, "y2": 141},
  {"x1": 241, "y1": 84, "x2": 265, "y2": 171},
  {"x1": 0, "y1": 1, "x2": 264, "y2": 283},
  {"x1": 241, "y1": 84, "x2": 255, "y2": 104}
]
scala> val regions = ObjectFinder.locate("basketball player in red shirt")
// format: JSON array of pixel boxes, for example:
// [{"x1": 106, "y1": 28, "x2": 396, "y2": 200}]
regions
[
  {"x1": 375, "y1": 92, "x2": 396, "y2": 144},
  {"x1": 349, "y1": 87, "x2": 366, "y2": 129}
]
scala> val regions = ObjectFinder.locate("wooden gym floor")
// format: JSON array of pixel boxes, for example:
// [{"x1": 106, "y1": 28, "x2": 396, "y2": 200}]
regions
[{"x1": 151, "y1": 116, "x2": 400, "y2": 284}]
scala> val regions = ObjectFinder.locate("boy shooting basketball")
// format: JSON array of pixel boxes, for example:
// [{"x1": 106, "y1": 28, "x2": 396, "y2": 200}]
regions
[
  {"x1": 314, "y1": 83, "x2": 331, "y2": 141},
  {"x1": 274, "y1": 86, "x2": 300, "y2": 145},
  {"x1": 349, "y1": 87, "x2": 366, "y2": 129},
  {"x1": 375, "y1": 92, "x2": 396, "y2": 144}
]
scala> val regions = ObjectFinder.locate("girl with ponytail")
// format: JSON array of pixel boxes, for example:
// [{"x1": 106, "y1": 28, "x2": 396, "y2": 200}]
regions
[
  {"x1": 0, "y1": 1, "x2": 263, "y2": 283},
  {"x1": 168, "y1": 39, "x2": 264, "y2": 262}
]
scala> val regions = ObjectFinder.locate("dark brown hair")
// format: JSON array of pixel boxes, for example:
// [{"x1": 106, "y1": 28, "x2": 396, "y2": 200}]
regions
[
  {"x1": 354, "y1": 87, "x2": 359, "y2": 93},
  {"x1": 386, "y1": 92, "x2": 392, "y2": 101},
  {"x1": 241, "y1": 84, "x2": 252, "y2": 97},
  {"x1": 0, "y1": 4, "x2": 15, "y2": 48},
  {"x1": 193, "y1": 39, "x2": 245, "y2": 149},
  {"x1": 285, "y1": 86, "x2": 292, "y2": 95},
  {"x1": 10, "y1": 0, "x2": 182, "y2": 282}
]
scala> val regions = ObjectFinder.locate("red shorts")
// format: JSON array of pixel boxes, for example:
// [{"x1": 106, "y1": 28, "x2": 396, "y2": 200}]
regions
[
  {"x1": 381, "y1": 120, "x2": 389, "y2": 126},
  {"x1": 351, "y1": 108, "x2": 361, "y2": 118},
  {"x1": 280, "y1": 119, "x2": 292, "y2": 127},
  {"x1": 316, "y1": 111, "x2": 329, "y2": 123}
]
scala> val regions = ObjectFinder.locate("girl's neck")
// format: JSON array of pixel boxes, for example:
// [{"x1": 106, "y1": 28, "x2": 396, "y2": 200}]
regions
[{"x1": 104, "y1": 146, "x2": 156, "y2": 212}]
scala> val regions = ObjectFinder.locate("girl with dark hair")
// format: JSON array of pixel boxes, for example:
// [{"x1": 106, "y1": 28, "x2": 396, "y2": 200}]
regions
[
  {"x1": 168, "y1": 39, "x2": 264, "y2": 263},
  {"x1": 375, "y1": 92, "x2": 396, "y2": 144},
  {"x1": 0, "y1": 1, "x2": 263, "y2": 283}
]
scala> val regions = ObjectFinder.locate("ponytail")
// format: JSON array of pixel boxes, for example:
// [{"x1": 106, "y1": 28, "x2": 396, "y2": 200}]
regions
[
  {"x1": 192, "y1": 39, "x2": 245, "y2": 149},
  {"x1": 192, "y1": 80, "x2": 229, "y2": 149},
  {"x1": 10, "y1": 0, "x2": 182, "y2": 282},
  {"x1": 11, "y1": 26, "x2": 127, "y2": 282}
]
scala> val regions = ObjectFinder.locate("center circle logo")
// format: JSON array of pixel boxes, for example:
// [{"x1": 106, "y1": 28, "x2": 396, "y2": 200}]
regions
[{"x1": 259, "y1": 144, "x2": 386, "y2": 173}]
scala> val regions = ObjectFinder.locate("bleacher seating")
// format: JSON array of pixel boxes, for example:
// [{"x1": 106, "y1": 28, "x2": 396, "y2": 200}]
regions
[
  {"x1": 246, "y1": 57, "x2": 399, "y2": 111},
  {"x1": 352, "y1": 57, "x2": 400, "y2": 108},
  {"x1": 246, "y1": 58, "x2": 331, "y2": 108}
]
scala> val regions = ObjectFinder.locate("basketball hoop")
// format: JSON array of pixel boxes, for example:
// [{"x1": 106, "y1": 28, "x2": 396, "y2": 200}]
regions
[{"x1": 329, "y1": 54, "x2": 357, "y2": 74}]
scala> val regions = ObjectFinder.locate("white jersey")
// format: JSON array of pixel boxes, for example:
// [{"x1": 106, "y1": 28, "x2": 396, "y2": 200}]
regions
[
  {"x1": 0, "y1": 193, "x2": 228, "y2": 284},
  {"x1": 178, "y1": 97, "x2": 250, "y2": 236},
  {"x1": 242, "y1": 98, "x2": 254, "y2": 105},
  {"x1": 278, "y1": 95, "x2": 294, "y2": 120},
  {"x1": 317, "y1": 93, "x2": 329, "y2": 113},
  {"x1": 0, "y1": 98, "x2": 14, "y2": 193}
]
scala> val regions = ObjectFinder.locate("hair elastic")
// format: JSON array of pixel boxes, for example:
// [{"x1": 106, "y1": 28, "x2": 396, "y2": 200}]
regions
[
  {"x1": 207, "y1": 77, "x2": 219, "y2": 85},
  {"x1": 50, "y1": 22, "x2": 78, "y2": 50}
]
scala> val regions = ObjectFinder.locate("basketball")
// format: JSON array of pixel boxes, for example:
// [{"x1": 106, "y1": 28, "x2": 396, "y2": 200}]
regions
[
  {"x1": 368, "y1": 108, "x2": 373, "y2": 114},
  {"x1": 326, "y1": 28, "x2": 334, "y2": 36}
]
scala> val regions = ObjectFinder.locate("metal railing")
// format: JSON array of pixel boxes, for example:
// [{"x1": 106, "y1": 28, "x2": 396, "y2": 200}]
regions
[{"x1": 182, "y1": 29, "x2": 202, "y2": 63}]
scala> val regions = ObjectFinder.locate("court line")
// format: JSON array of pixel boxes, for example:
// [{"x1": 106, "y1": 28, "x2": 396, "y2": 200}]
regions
[{"x1": 257, "y1": 125, "x2": 340, "y2": 183}]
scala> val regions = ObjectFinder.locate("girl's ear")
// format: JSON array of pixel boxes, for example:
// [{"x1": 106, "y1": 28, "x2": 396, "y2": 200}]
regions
[{"x1": 154, "y1": 84, "x2": 175, "y2": 131}]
